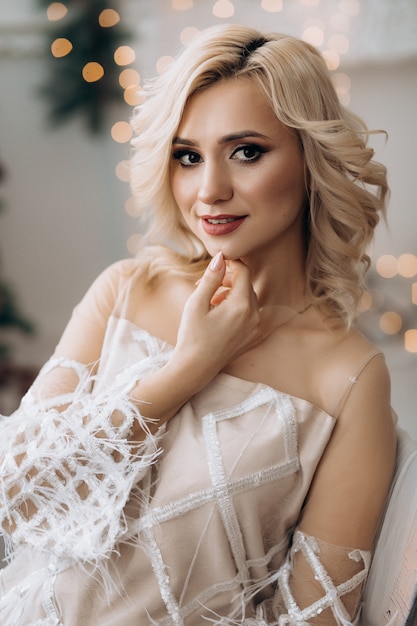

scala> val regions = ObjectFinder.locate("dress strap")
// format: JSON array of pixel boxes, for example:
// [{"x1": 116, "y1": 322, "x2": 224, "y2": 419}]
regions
[{"x1": 333, "y1": 348, "x2": 384, "y2": 419}]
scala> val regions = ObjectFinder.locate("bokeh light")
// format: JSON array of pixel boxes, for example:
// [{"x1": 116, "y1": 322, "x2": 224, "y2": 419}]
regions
[
  {"x1": 119, "y1": 68, "x2": 140, "y2": 89},
  {"x1": 358, "y1": 290, "x2": 373, "y2": 312},
  {"x1": 127, "y1": 233, "x2": 144, "y2": 255},
  {"x1": 47, "y1": 2, "x2": 68, "y2": 21},
  {"x1": 376, "y1": 255, "x2": 398, "y2": 279},
  {"x1": 124, "y1": 87, "x2": 144, "y2": 106},
  {"x1": 82, "y1": 62, "x2": 104, "y2": 82},
  {"x1": 412, "y1": 282, "x2": 417, "y2": 305},
  {"x1": 339, "y1": 0, "x2": 360, "y2": 16},
  {"x1": 51, "y1": 37, "x2": 73, "y2": 58},
  {"x1": 328, "y1": 34, "x2": 350, "y2": 54},
  {"x1": 397, "y1": 253, "x2": 417, "y2": 278},
  {"x1": 111, "y1": 121, "x2": 132, "y2": 143},
  {"x1": 125, "y1": 196, "x2": 141, "y2": 217},
  {"x1": 302, "y1": 26, "x2": 325, "y2": 47},
  {"x1": 98, "y1": 9, "x2": 120, "y2": 28},
  {"x1": 172, "y1": 0, "x2": 194, "y2": 9},
  {"x1": 261, "y1": 0, "x2": 283, "y2": 11},
  {"x1": 405, "y1": 329, "x2": 417, "y2": 353},
  {"x1": 321, "y1": 50, "x2": 340, "y2": 70},
  {"x1": 329, "y1": 12, "x2": 350, "y2": 32},
  {"x1": 115, "y1": 160, "x2": 131, "y2": 183},
  {"x1": 332, "y1": 72, "x2": 351, "y2": 105},
  {"x1": 213, "y1": 0, "x2": 235, "y2": 18},
  {"x1": 180, "y1": 27, "x2": 200, "y2": 44},
  {"x1": 114, "y1": 46, "x2": 136, "y2": 66},
  {"x1": 156, "y1": 56, "x2": 174, "y2": 74},
  {"x1": 379, "y1": 311, "x2": 403, "y2": 335}
]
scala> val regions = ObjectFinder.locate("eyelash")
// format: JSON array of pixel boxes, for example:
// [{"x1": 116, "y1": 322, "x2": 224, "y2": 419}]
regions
[
  {"x1": 172, "y1": 144, "x2": 266, "y2": 167},
  {"x1": 232, "y1": 145, "x2": 265, "y2": 162}
]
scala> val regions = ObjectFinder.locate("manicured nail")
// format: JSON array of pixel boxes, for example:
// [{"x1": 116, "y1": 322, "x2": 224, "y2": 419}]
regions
[{"x1": 209, "y1": 251, "x2": 223, "y2": 271}]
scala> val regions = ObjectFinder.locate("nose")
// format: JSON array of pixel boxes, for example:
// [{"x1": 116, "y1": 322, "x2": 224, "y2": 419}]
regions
[{"x1": 197, "y1": 160, "x2": 233, "y2": 205}]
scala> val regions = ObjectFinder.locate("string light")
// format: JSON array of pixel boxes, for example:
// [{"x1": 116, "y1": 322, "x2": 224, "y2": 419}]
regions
[
  {"x1": 212, "y1": 0, "x2": 235, "y2": 18},
  {"x1": 397, "y1": 253, "x2": 417, "y2": 278},
  {"x1": 125, "y1": 196, "x2": 141, "y2": 217},
  {"x1": 379, "y1": 311, "x2": 403, "y2": 335},
  {"x1": 376, "y1": 255, "x2": 398, "y2": 279},
  {"x1": 359, "y1": 290, "x2": 373, "y2": 312},
  {"x1": 119, "y1": 68, "x2": 140, "y2": 89},
  {"x1": 261, "y1": 0, "x2": 283, "y2": 11},
  {"x1": 51, "y1": 37, "x2": 73, "y2": 58},
  {"x1": 114, "y1": 46, "x2": 136, "y2": 66},
  {"x1": 329, "y1": 12, "x2": 351, "y2": 32},
  {"x1": 82, "y1": 62, "x2": 104, "y2": 83},
  {"x1": 115, "y1": 160, "x2": 131, "y2": 183},
  {"x1": 111, "y1": 121, "x2": 132, "y2": 143},
  {"x1": 321, "y1": 50, "x2": 340, "y2": 70},
  {"x1": 339, "y1": 0, "x2": 360, "y2": 16},
  {"x1": 332, "y1": 72, "x2": 351, "y2": 105},
  {"x1": 412, "y1": 282, "x2": 417, "y2": 306},
  {"x1": 156, "y1": 56, "x2": 174, "y2": 74},
  {"x1": 127, "y1": 233, "x2": 144, "y2": 255},
  {"x1": 172, "y1": 0, "x2": 194, "y2": 10},
  {"x1": 180, "y1": 27, "x2": 200, "y2": 45},
  {"x1": 47, "y1": 2, "x2": 68, "y2": 21},
  {"x1": 98, "y1": 9, "x2": 121, "y2": 28},
  {"x1": 405, "y1": 329, "x2": 417, "y2": 353},
  {"x1": 302, "y1": 26, "x2": 325, "y2": 47},
  {"x1": 124, "y1": 87, "x2": 145, "y2": 106},
  {"x1": 328, "y1": 33, "x2": 350, "y2": 54}
]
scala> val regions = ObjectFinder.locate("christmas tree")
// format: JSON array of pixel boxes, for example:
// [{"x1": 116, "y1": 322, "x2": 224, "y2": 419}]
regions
[
  {"x1": 0, "y1": 158, "x2": 35, "y2": 364},
  {"x1": 37, "y1": 0, "x2": 133, "y2": 132}
]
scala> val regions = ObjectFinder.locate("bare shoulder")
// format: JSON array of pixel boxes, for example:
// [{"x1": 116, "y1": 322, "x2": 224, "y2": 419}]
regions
[
  {"x1": 311, "y1": 325, "x2": 389, "y2": 419},
  {"x1": 300, "y1": 327, "x2": 396, "y2": 548}
]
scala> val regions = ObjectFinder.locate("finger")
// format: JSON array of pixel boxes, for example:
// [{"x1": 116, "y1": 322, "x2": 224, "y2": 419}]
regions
[
  {"x1": 225, "y1": 260, "x2": 258, "y2": 305},
  {"x1": 193, "y1": 252, "x2": 226, "y2": 306},
  {"x1": 210, "y1": 287, "x2": 230, "y2": 306}
]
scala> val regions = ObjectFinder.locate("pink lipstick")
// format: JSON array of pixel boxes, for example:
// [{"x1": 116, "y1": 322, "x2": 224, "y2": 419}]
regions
[{"x1": 201, "y1": 215, "x2": 247, "y2": 236}]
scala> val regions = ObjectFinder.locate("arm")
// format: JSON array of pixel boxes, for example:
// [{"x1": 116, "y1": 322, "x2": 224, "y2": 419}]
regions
[
  {"x1": 259, "y1": 353, "x2": 397, "y2": 625},
  {"x1": 0, "y1": 254, "x2": 271, "y2": 561}
]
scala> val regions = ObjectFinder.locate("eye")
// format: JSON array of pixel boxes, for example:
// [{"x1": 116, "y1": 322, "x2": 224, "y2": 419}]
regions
[
  {"x1": 231, "y1": 144, "x2": 265, "y2": 162},
  {"x1": 172, "y1": 149, "x2": 202, "y2": 167}
]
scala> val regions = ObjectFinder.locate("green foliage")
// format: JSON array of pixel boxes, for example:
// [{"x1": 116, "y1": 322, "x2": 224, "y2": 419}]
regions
[
  {"x1": 37, "y1": 0, "x2": 133, "y2": 133},
  {"x1": 0, "y1": 283, "x2": 35, "y2": 360},
  {"x1": 0, "y1": 161, "x2": 35, "y2": 361}
]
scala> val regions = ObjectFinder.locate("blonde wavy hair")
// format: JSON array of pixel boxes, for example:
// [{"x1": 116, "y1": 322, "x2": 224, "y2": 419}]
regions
[{"x1": 129, "y1": 23, "x2": 388, "y2": 329}]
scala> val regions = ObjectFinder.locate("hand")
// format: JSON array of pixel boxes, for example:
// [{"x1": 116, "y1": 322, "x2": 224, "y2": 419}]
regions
[
  {"x1": 128, "y1": 252, "x2": 276, "y2": 428},
  {"x1": 174, "y1": 252, "x2": 275, "y2": 380}
]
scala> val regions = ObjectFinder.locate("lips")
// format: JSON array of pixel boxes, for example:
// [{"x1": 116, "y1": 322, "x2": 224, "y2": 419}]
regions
[{"x1": 201, "y1": 214, "x2": 247, "y2": 236}]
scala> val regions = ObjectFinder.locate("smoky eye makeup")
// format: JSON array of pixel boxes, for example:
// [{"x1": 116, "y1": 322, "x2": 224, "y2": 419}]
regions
[{"x1": 172, "y1": 148, "x2": 202, "y2": 166}]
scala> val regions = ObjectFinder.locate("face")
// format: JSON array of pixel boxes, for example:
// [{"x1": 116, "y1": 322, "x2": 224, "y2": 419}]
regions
[{"x1": 170, "y1": 78, "x2": 307, "y2": 266}]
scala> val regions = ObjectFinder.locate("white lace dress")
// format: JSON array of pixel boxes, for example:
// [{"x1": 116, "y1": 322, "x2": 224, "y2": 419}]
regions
[{"x1": 0, "y1": 313, "x2": 373, "y2": 625}]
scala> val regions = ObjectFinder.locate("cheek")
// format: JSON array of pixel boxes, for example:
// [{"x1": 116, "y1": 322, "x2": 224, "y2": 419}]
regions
[{"x1": 170, "y1": 171, "x2": 191, "y2": 210}]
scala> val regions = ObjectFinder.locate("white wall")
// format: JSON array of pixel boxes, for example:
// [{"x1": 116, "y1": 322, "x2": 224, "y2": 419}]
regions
[
  {"x1": 348, "y1": 60, "x2": 417, "y2": 440},
  {"x1": 0, "y1": 0, "x2": 416, "y2": 438}
]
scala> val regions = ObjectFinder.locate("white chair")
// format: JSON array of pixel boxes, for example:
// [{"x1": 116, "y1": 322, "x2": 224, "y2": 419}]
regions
[{"x1": 362, "y1": 427, "x2": 417, "y2": 626}]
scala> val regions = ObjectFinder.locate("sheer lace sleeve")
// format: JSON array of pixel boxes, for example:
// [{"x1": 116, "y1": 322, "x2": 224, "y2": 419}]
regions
[
  {"x1": 239, "y1": 530, "x2": 370, "y2": 626},
  {"x1": 0, "y1": 354, "x2": 162, "y2": 565},
  {"x1": 242, "y1": 349, "x2": 395, "y2": 626}
]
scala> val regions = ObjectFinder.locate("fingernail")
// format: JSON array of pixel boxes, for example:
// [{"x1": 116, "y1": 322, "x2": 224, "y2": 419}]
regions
[{"x1": 209, "y1": 251, "x2": 223, "y2": 271}]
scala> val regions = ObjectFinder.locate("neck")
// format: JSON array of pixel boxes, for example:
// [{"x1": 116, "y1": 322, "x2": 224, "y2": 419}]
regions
[{"x1": 242, "y1": 249, "x2": 308, "y2": 312}]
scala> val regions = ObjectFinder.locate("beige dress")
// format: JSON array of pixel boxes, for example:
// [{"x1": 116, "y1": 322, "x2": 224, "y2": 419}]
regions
[{"x1": 0, "y1": 269, "x2": 374, "y2": 625}]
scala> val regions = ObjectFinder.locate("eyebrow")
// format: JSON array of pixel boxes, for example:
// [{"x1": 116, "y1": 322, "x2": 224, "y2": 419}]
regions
[{"x1": 172, "y1": 131, "x2": 270, "y2": 146}]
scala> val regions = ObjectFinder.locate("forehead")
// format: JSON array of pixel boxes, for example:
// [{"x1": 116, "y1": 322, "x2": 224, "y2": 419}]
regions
[{"x1": 177, "y1": 78, "x2": 282, "y2": 138}]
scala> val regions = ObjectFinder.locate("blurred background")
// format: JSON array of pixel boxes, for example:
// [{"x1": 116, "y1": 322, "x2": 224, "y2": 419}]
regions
[{"x1": 0, "y1": 0, "x2": 416, "y2": 439}]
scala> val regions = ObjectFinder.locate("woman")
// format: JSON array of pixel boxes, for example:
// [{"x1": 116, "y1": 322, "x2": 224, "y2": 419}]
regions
[{"x1": 0, "y1": 24, "x2": 396, "y2": 625}]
